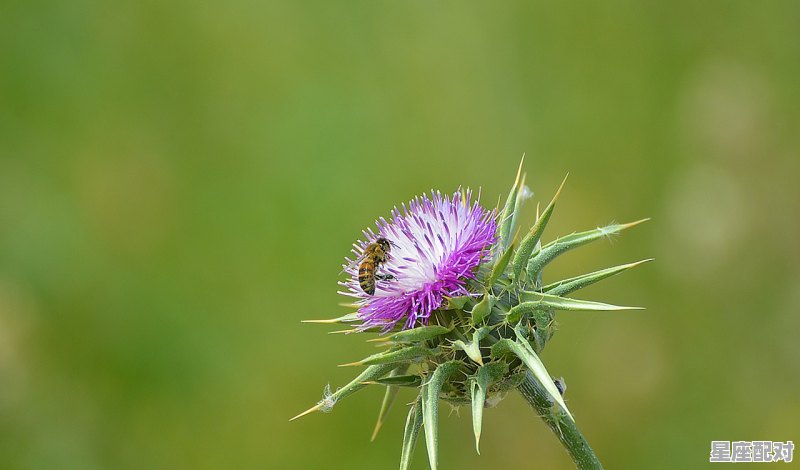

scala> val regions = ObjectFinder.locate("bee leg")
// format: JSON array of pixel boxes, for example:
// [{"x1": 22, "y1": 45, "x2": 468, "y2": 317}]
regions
[{"x1": 375, "y1": 274, "x2": 395, "y2": 281}]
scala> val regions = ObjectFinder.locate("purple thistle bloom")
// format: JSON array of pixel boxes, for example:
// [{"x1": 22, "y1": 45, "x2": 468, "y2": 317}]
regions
[{"x1": 339, "y1": 189, "x2": 497, "y2": 331}]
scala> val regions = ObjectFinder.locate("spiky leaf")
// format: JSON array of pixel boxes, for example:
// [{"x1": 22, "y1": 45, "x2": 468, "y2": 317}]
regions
[
  {"x1": 526, "y1": 219, "x2": 649, "y2": 281},
  {"x1": 290, "y1": 363, "x2": 396, "y2": 421},
  {"x1": 470, "y1": 361, "x2": 509, "y2": 454},
  {"x1": 301, "y1": 312, "x2": 361, "y2": 324},
  {"x1": 486, "y1": 241, "x2": 515, "y2": 287},
  {"x1": 470, "y1": 293, "x2": 495, "y2": 325},
  {"x1": 453, "y1": 339, "x2": 483, "y2": 366},
  {"x1": 509, "y1": 173, "x2": 532, "y2": 237},
  {"x1": 511, "y1": 175, "x2": 567, "y2": 283},
  {"x1": 422, "y1": 361, "x2": 462, "y2": 470},
  {"x1": 453, "y1": 325, "x2": 494, "y2": 365},
  {"x1": 490, "y1": 335, "x2": 573, "y2": 421},
  {"x1": 399, "y1": 400, "x2": 424, "y2": 470},
  {"x1": 495, "y1": 157, "x2": 525, "y2": 257},
  {"x1": 385, "y1": 325, "x2": 453, "y2": 343},
  {"x1": 371, "y1": 365, "x2": 409, "y2": 441},
  {"x1": 506, "y1": 291, "x2": 642, "y2": 324},
  {"x1": 339, "y1": 346, "x2": 440, "y2": 367},
  {"x1": 367, "y1": 375, "x2": 423, "y2": 387},
  {"x1": 328, "y1": 326, "x2": 385, "y2": 335},
  {"x1": 543, "y1": 259, "x2": 653, "y2": 296},
  {"x1": 442, "y1": 295, "x2": 470, "y2": 310}
]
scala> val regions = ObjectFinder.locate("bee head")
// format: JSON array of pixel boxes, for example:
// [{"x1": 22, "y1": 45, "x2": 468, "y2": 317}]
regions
[{"x1": 376, "y1": 237, "x2": 392, "y2": 252}]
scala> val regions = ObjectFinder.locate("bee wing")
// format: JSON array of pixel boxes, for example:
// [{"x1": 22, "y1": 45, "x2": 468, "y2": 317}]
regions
[{"x1": 339, "y1": 252, "x2": 367, "y2": 275}]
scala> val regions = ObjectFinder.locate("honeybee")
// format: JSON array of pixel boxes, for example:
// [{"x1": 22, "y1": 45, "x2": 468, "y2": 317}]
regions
[{"x1": 342, "y1": 237, "x2": 395, "y2": 295}]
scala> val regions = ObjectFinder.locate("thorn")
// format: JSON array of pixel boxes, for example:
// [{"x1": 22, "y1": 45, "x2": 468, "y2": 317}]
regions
[
  {"x1": 553, "y1": 173, "x2": 569, "y2": 202},
  {"x1": 513, "y1": 154, "x2": 525, "y2": 189},
  {"x1": 626, "y1": 258, "x2": 655, "y2": 268},
  {"x1": 366, "y1": 337, "x2": 390, "y2": 343},
  {"x1": 338, "y1": 361, "x2": 363, "y2": 367},
  {"x1": 621, "y1": 218, "x2": 651, "y2": 229},
  {"x1": 328, "y1": 329, "x2": 357, "y2": 334},
  {"x1": 302, "y1": 317, "x2": 352, "y2": 324},
  {"x1": 289, "y1": 403, "x2": 322, "y2": 422},
  {"x1": 370, "y1": 420, "x2": 383, "y2": 442}
]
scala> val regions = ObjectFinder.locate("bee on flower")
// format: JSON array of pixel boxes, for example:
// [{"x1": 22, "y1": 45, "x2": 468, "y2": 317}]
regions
[{"x1": 339, "y1": 189, "x2": 497, "y2": 331}]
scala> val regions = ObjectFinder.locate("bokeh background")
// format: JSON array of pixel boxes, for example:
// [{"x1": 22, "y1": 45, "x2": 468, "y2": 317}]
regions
[{"x1": 1, "y1": 1, "x2": 798, "y2": 468}]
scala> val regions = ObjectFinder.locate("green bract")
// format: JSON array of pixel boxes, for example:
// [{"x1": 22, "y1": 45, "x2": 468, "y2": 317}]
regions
[{"x1": 294, "y1": 161, "x2": 650, "y2": 470}]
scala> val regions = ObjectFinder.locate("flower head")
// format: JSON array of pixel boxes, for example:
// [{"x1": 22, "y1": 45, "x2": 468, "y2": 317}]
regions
[{"x1": 339, "y1": 189, "x2": 497, "y2": 331}]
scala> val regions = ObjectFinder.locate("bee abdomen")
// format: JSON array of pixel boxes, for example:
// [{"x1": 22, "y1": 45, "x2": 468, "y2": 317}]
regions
[{"x1": 359, "y1": 259, "x2": 376, "y2": 295}]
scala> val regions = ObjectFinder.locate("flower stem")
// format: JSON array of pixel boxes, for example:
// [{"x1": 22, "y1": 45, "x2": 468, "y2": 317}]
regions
[{"x1": 517, "y1": 372, "x2": 603, "y2": 469}]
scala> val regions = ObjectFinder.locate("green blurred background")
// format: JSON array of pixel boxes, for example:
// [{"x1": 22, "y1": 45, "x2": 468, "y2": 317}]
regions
[{"x1": 1, "y1": 1, "x2": 798, "y2": 468}]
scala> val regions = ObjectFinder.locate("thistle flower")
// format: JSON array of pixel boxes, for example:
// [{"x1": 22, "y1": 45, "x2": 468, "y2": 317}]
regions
[
  {"x1": 294, "y1": 159, "x2": 650, "y2": 470},
  {"x1": 338, "y1": 189, "x2": 497, "y2": 331}
]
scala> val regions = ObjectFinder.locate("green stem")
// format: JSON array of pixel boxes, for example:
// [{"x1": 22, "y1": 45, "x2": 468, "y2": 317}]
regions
[{"x1": 517, "y1": 372, "x2": 603, "y2": 469}]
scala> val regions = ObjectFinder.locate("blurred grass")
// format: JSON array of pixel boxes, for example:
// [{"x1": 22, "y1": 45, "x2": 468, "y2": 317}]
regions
[{"x1": 1, "y1": 1, "x2": 798, "y2": 468}]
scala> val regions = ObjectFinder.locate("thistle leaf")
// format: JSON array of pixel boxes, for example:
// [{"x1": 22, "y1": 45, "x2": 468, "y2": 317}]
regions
[
  {"x1": 526, "y1": 218, "x2": 650, "y2": 280},
  {"x1": 486, "y1": 241, "x2": 515, "y2": 287},
  {"x1": 329, "y1": 326, "x2": 384, "y2": 335},
  {"x1": 543, "y1": 259, "x2": 653, "y2": 297},
  {"x1": 453, "y1": 325, "x2": 494, "y2": 365},
  {"x1": 290, "y1": 363, "x2": 395, "y2": 421},
  {"x1": 509, "y1": 172, "x2": 530, "y2": 241},
  {"x1": 530, "y1": 309, "x2": 555, "y2": 349},
  {"x1": 490, "y1": 337, "x2": 574, "y2": 421},
  {"x1": 442, "y1": 295, "x2": 470, "y2": 310},
  {"x1": 495, "y1": 156, "x2": 525, "y2": 257},
  {"x1": 301, "y1": 312, "x2": 361, "y2": 324},
  {"x1": 472, "y1": 325, "x2": 494, "y2": 343},
  {"x1": 507, "y1": 291, "x2": 642, "y2": 324},
  {"x1": 470, "y1": 361, "x2": 509, "y2": 454},
  {"x1": 511, "y1": 175, "x2": 567, "y2": 283},
  {"x1": 365, "y1": 374, "x2": 423, "y2": 387},
  {"x1": 385, "y1": 325, "x2": 453, "y2": 343},
  {"x1": 422, "y1": 361, "x2": 462, "y2": 470},
  {"x1": 371, "y1": 365, "x2": 409, "y2": 442},
  {"x1": 339, "y1": 346, "x2": 440, "y2": 367},
  {"x1": 469, "y1": 381, "x2": 484, "y2": 455},
  {"x1": 453, "y1": 339, "x2": 484, "y2": 366},
  {"x1": 399, "y1": 399, "x2": 424, "y2": 470},
  {"x1": 470, "y1": 293, "x2": 495, "y2": 325}
]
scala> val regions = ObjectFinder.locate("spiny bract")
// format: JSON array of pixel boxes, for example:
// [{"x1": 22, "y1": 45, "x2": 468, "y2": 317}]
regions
[{"x1": 293, "y1": 159, "x2": 650, "y2": 470}]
